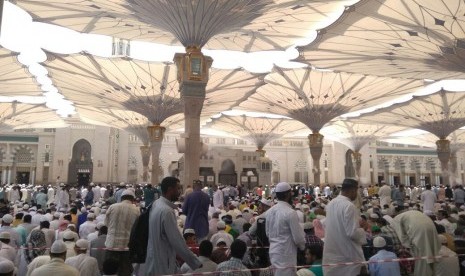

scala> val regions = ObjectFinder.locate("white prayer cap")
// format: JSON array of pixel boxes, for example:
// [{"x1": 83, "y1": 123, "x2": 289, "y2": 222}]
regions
[
  {"x1": 184, "y1": 228, "x2": 196, "y2": 235},
  {"x1": 370, "y1": 213, "x2": 379, "y2": 219},
  {"x1": 217, "y1": 221, "x2": 226, "y2": 229},
  {"x1": 438, "y1": 234, "x2": 447, "y2": 245},
  {"x1": 50, "y1": 240, "x2": 67, "y2": 254},
  {"x1": 460, "y1": 205, "x2": 465, "y2": 210},
  {"x1": 23, "y1": 204, "x2": 29, "y2": 210},
  {"x1": 275, "y1": 182, "x2": 291, "y2": 193},
  {"x1": 301, "y1": 204, "x2": 310, "y2": 210},
  {"x1": 0, "y1": 232, "x2": 10, "y2": 239},
  {"x1": 96, "y1": 222, "x2": 105, "y2": 230},
  {"x1": 316, "y1": 215, "x2": 325, "y2": 220},
  {"x1": 87, "y1": 213, "x2": 95, "y2": 219},
  {"x1": 75, "y1": 239, "x2": 89, "y2": 249},
  {"x1": 0, "y1": 260, "x2": 14, "y2": 274},
  {"x1": 122, "y1": 189, "x2": 135, "y2": 197},
  {"x1": 295, "y1": 203, "x2": 302, "y2": 209},
  {"x1": 63, "y1": 231, "x2": 75, "y2": 240},
  {"x1": 81, "y1": 207, "x2": 87, "y2": 213},
  {"x1": 303, "y1": 222, "x2": 314, "y2": 230},
  {"x1": 381, "y1": 209, "x2": 388, "y2": 215},
  {"x1": 383, "y1": 215, "x2": 394, "y2": 225},
  {"x1": 1, "y1": 214, "x2": 13, "y2": 224},
  {"x1": 260, "y1": 198, "x2": 272, "y2": 207},
  {"x1": 373, "y1": 236, "x2": 387, "y2": 248},
  {"x1": 53, "y1": 212, "x2": 61, "y2": 218},
  {"x1": 403, "y1": 203, "x2": 409, "y2": 207}
]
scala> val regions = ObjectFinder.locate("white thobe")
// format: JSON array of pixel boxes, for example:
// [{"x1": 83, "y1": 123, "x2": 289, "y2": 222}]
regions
[
  {"x1": 26, "y1": 255, "x2": 50, "y2": 276},
  {"x1": 378, "y1": 185, "x2": 392, "y2": 206},
  {"x1": 421, "y1": 190, "x2": 437, "y2": 213},
  {"x1": 92, "y1": 186, "x2": 101, "y2": 203},
  {"x1": 46, "y1": 188, "x2": 55, "y2": 205},
  {"x1": 314, "y1": 186, "x2": 320, "y2": 197},
  {"x1": 65, "y1": 253, "x2": 101, "y2": 276},
  {"x1": 56, "y1": 190, "x2": 69, "y2": 210},
  {"x1": 323, "y1": 195, "x2": 366, "y2": 276},
  {"x1": 0, "y1": 242, "x2": 16, "y2": 263},
  {"x1": 30, "y1": 258, "x2": 79, "y2": 276},
  {"x1": 213, "y1": 190, "x2": 224, "y2": 210},
  {"x1": 266, "y1": 201, "x2": 306, "y2": 276},
  {"x1": 79, "y1": 221, "x2": 96, "y2": 240}
]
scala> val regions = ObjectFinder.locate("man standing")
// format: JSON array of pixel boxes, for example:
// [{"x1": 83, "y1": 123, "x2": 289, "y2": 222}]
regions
[
  {"x1": 265, "y1": 182, "x2": 305, "y2": 276},
  {"x1": 378, "y1": 181, "x2": 392, "y2": 206},
  {"x1": 145, "y1": 177, "x2": 202, "y2": 276},
  {"x1": 183, "y1": 180, "x2": 210, "y2": 241},
  {"x1": 323, "y1": 178, "x2": 367, "y2": 276},
  {"x1": 213, "y1": 185, "x2": 224, "y2": 210},
  {"x1": 105, "y1": 189, "x2": 140, "y2": 276},
  {"x1": 421, "y1": 184, "x2": 437, "y2": 214}
]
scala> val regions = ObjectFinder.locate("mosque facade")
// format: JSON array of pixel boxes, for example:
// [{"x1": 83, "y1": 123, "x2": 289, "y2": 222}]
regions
[{"x1": 0, "y1": 123, "x2": 464, "y2": 188}]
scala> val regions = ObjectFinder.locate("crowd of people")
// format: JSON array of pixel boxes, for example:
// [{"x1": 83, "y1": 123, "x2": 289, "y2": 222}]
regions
[{"x1": 0, "y1": 178, "x2": 462, "y2": 275}]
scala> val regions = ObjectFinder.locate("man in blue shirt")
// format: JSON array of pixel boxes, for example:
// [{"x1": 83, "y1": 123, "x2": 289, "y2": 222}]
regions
[
  {"x1": 368, "y1": 236, "x2": 401, "y2": 276},
  {"x1": 182, "y1": 180, "x2": 210, "y2": 241}
]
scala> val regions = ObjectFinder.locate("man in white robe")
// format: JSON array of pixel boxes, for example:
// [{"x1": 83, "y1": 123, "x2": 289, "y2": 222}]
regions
[
  {"x1": 213, "y1": 185, "x2": 224, "y2": 210},
  {"x1": 378, "y1": 181, "x2": 392, "y2": 206},
  {"x1": 145, "y1": 177, "x2": 201, "y2": 276},
  {"x1": 65, "y1": 239, "x2": 100, "y2": 276},
  {"x1": 78, "y1": 213, "x2": 96, "y2": 240},
  {"x1": 421, "y1": 184, "x2": 437, "y2": 214},
  {"x1": 392, "y1": 210, "x2": 441, "y2": 276},
  {"x1": 266, "y1": 182, "x2": 306, "y2": 276},
  {"x1": 47, "y1": 186, "x2": 55, "y2": 206},
  {"x1": 323, "y1": 178, "x2": 367, "y2": 276}
]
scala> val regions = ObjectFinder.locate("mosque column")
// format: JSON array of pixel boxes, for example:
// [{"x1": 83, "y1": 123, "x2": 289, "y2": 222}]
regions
[
  {"x1": 450, "y1": 151, "x2": 458, "y2": 185},
  {"x1": 7, "y1": 167, "x2": 11, "y2": 184},
  {"x1": 436, "y1": 139, "x2": 451, "y2": 186},
  {"x1": 174, "y1": 46, "x2": 213, "y2": 188},
  {"x1": 140, "y1": 145, "x2": 151, "y2": 182},
  {"x1": 31, "y1": 168, "x2": 35, "y2": 185},
  {"x1": 148, "y1": 125, "x2": 165, "y2": 186},
  {"x1": 352, "y1": 151, "x2": 362, "y2": 179},
  {"x1": 308, "y1": 133, "x2": 324, "y2": 187}
]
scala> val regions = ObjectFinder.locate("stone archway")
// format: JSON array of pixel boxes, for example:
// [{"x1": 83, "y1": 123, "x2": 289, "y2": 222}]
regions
[
  {"x1": 219, "y1": 159, "x2": 237, "y2": 186},
  {"x1": 68, "y1": 139, "x2": 93, "y2": 186}
]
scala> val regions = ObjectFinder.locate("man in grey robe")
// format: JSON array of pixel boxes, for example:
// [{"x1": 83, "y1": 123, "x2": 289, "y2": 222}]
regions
[{"x1": 145, "y1": 177, "x2": 202, "y2": 276}]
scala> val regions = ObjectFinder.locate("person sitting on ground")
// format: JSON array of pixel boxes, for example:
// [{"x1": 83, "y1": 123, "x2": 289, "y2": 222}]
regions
[
  {"x1": 216, "y1": 239, "x2": 251, "y2": 276},
  {"x1": 183, "y1": 228, "x2": 199, "y2": 256},
  {"x1": 0, "y1": 259, "x2": 15, "y2": 276},
  {"x1": 65, "y1": 239, "x2": 100, "y2": 276},
  {"x1": 368, "y1": 236, "x2": 401, "y2": 276},
  {"x1": 30, "y1": 240, "x2": 79, "y2": 276},
  {"x1": 435, "y1": 234, "x2": 459, "y2": 276},
  {"x1": 304, "y1": 245, "x2": 323, "y2": 276}
]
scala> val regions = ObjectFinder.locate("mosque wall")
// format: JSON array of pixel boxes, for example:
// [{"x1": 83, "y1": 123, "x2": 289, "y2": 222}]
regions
[{"x1": 2, "y1": 125, "x2": 464, "y2": 188}]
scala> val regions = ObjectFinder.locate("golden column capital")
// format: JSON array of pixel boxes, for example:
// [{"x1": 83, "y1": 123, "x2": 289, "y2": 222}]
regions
[{"x1": 147, "y1": 125, "x2": 166, "y2": 143}]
